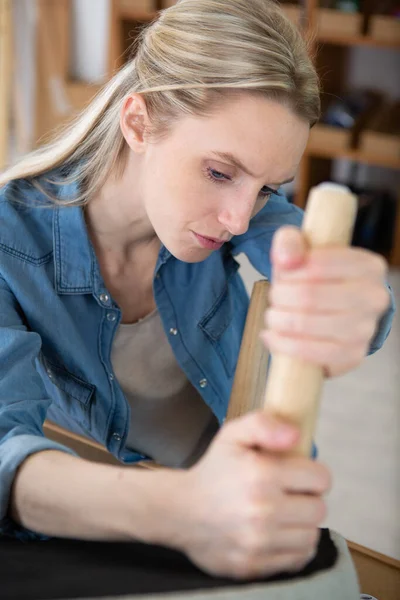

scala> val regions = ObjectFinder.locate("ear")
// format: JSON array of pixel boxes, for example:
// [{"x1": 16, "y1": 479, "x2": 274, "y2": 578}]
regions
[{"x1": 120, "y1": 93, "x2": 150, "y2": 153}]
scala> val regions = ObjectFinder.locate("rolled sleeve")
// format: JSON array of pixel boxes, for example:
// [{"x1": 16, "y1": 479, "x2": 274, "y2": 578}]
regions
[
  {"x1": 368, "y1": 283, "x2": 396, "y2": 355},
  {"x1": 0, "y1": 276, "x2": 78, "y2": 540}
]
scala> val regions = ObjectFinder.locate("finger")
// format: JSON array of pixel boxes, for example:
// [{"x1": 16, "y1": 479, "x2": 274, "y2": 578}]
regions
[
  {"x1": 240, "y1": 549, "x2": 316, "y2": 580},
  {"x1": 269, "y1": 526, "x2": 321, "y2": 553},
  {"x1": 219, "y1": 410, "x2": 300, "y2": 452},
  {"x1": 275, "y1": 247, "x2": 388, "y2": 283},
  {"x1": 265, "y1": 308, "x2": 377, "y2": 345},
  {"x1": 269, "y1": 279, "x2": 390, "y2": 315},
  {"x1": 271, "y1": 226, "x2": 307, "y2": 270},
  {"x1": 261, "y1": 329, "x2": 368, "y2": 373},
  {"x1": 277, "y1": 495, "x2": 328, "y2": 527},
  {"x1": 278, "y1": 458, "x2": 332, "y2": 495}
]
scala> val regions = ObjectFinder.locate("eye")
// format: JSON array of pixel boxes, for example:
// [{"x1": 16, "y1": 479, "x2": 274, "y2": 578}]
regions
[
  {"x1": 207, "y1": 168, "x2": 231, "y2": 183},
  {"x1": 206, "y1": 166, "x2": 279, "y2": 200},
  {"x1": 259, "y1": 186, "x2": 275, "y2": 199}
]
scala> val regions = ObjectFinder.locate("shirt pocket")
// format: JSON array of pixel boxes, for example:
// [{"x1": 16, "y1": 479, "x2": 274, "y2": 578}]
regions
[
  {"x1": 41, "y1": 356, "x2": 96, "y2": 432},
  {"x1": 198, "y1": 254, "x2": 241, "y2": 378}
]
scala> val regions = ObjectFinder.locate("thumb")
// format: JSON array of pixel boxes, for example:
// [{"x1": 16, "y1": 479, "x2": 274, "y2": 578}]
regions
[
  {"x1": 220, "y1": 410, "x2": 300, "y2": 452},
  {"x1": 271, "y1": 226, "x2": 308, "y2": 271}
]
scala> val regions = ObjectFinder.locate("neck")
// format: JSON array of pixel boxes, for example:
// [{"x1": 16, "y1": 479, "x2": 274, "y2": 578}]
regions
[{"x1": 84, "y1": 153, "x2": 158, "y2": 262}]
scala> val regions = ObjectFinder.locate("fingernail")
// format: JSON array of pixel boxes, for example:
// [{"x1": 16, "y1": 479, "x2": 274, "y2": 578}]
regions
[
  {"x1": 277, "y1": 236, "x2": 302, "y2": 262},
  {"x1": 273, "y1": 229, "x2": 305, "y2": 267}
]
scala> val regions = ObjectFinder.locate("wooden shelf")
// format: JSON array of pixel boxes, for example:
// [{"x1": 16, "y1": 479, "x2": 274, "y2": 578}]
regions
[
  {"x1": 317, "y1": 33, "x2": 400, "y2": 50},
  {"x1": 117, "y1": 0, "x2": 157, "y2": 21},
  {"x1": 306, "y1": 144, "x2": 400, "y2": 171},
  {"x1": 118, "y1": 9, "x2": 158, "y2": 21},
  {"x1": 313, "y1": 9, "x2": 400, "y2": 49}
]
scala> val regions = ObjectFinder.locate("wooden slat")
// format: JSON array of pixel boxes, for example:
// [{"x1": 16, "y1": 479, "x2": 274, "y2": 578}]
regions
[
  {"x1": 35, "y1": 0, "x2": 115, "y2": 145},
  {"x1": 35, "y1": 0, "x2": 71, "y2": 142},
  {"x1": 43, "y1": 421, "x2": 158, "y2": 470},
  {"x1": 348, "y1": 540, "x2": 400, "y2": 600},
  {"x1": 108, "y1": 0, "x2": 124, "y2": 74},
  {"x1": 117, "y1": 0, "x2": 157, "y2": 21},
  {"x1": 0, "y1": 0, "x2": 12, "y2": 168},
  {"x1": 226, "y1": 281, "x2": 270, "y2": 420}
]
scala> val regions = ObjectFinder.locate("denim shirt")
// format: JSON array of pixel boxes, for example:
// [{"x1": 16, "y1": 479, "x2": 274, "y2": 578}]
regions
[{"x1": 0, "y1": 172, "x2": 395, "y2": 540}]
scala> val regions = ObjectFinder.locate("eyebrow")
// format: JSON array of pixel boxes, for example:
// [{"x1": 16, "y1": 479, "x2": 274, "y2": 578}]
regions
[{"x1": 210, "y1": 151, "x2": 295, "y2": 186}]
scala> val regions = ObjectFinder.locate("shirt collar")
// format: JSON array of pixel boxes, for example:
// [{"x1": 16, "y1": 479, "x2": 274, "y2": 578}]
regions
[
  {"x1": 53, "y1": 175, "x2": 173, "y2": 294},
  {"x1": 53, "y1": 178, "x2": 95, "y2": 294}
]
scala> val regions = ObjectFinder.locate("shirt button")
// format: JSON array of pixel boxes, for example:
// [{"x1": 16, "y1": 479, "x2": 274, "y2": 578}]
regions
[
  {"x1": 199, "y1": 378, "x2": 208, "y2": 388},
  {"x1": 112, "y1": 433, "x2": 122, "y2": 441},
  {"x1": 109, "y1": 374, "x2": 114, "y2": 381},
  {"x1": 169, "y1": 328, "x2": 178, "y2": 336},
  {"x1": 47, "y1": 369, "x2": 53, "y2": 379},
  {"x1": 99, "y1": 293, "x2": 110, "y2": 304},
  {"x1": 107, "y1": 312, "x2": 116, "y2": 322}
]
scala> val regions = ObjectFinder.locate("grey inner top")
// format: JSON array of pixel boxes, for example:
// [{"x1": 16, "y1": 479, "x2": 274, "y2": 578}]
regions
[{"x1": 111, "y1": 309, "x2": 219, "y2": 468}]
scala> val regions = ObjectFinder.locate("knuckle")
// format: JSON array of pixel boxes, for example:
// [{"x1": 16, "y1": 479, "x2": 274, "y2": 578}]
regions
[
  {"x1": 241, "y1": 530, "x2": 260, "y2": 555},
  {"x1": 371, "y1": 286, "x2": 390, "y2": 313},
  {"x1": 353, "y1": 341, "x2": 368, "y2": 363},
  {"x1": 242, "y1": 492, "x2": 278, "y2": 528},
  {"x1": 373, "y1": 253, "x2": 388, "y2": 276},
  {"x1": 237, "y1": 531, "x2": 264, "y2": 568},
  {"x1": 246, "y1": 478, "x2": 265, "y2": 503},
  {"x1": 315, "y1": 464, "x2": 332, "y2": 493},
  {"x1": 355, "y1": 319, "x2": 376, "y2": 343},
  {"x1": 299, "y1": 283, "x2": 315, "y2": 309},
  {"x1": 229, "y1": 554, "x2": 255, "y2": 580},
  {"x1": 287, "y1": 554, "x2": 310, "y2": 573},
  {"x1": 328, "y1": 341, "x2": 345, "y2": 365},
  {"x1": 294, "y1": 312, "x2": 308, "y2": 335},
  {"x1": 313, "y1": 497, "x2": 328, "y2": 524},
  {"x1": 306, "y1": 528, "x2": 320, "y2": 550}
]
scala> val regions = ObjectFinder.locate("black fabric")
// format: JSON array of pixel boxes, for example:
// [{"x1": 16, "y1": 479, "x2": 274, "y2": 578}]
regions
[{"x1": 0, "y1": 528, "x2": 337, "y2": 600}]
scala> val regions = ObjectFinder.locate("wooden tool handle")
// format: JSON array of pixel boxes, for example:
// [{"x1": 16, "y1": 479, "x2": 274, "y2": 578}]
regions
[
  {"x1": 263, "y1": 183, "x2": 358, "y2": 457},
  {"x1": 226, "y1": 280, "x2": 270, "y2": 421}
]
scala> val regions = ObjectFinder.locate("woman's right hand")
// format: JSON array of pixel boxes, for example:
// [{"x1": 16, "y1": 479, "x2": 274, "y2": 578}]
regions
[{"x1": 177, "y1": 411, "x2": 331, "y2": 581}]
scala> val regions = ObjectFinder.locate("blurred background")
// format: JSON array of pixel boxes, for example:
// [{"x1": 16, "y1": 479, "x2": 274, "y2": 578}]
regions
[{"x1": 0, "y1": 0, "x2": 399, "y2": 566}]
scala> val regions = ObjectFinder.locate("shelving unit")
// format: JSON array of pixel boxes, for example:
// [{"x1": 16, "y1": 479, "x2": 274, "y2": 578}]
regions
[
  {"x1": 110, "y1": 0, "x2": 400, "y2": 265},
  {"x1": 32, "y1": 0, "x2": 400, "y2": 266},
  {"x1": 296, "y1": 1, "x2": 400, "y2": 266}
]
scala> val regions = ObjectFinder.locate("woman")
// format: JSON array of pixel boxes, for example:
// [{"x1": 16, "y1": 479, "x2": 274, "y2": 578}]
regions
[{"x1": 0, "y1": 0, "x2": 394, "y2": 581}]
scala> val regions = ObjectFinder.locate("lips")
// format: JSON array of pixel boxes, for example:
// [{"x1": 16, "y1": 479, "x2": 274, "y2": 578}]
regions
[
  {"x1": 193, "y1": 232, "x2": 228, "y2": 250},
  {"x1": 202, "y1": 235, "x2": 227, "y2": 244}
]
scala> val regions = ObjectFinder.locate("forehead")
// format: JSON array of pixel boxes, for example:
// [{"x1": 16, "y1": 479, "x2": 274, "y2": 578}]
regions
[{"x1": 169, "y1": 93, "x2": 310, "y2": 180}]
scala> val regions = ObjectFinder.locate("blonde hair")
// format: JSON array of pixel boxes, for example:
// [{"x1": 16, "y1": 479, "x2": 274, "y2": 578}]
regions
[{"x1": 0, "y1": 0, "x2": 320, "y2": 205}]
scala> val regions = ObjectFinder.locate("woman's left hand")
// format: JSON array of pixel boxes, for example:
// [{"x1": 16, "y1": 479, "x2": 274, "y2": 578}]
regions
[{"x1": 261, "y1": 226, "x2": 391, "y2": 378}]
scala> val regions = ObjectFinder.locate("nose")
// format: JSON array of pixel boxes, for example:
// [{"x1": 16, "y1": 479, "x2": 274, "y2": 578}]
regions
[{"x1": 217, "y1": 198, "x2": 254, "y2": 237}]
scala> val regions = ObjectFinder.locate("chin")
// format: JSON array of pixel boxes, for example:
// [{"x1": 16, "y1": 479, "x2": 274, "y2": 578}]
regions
[{"x1": 165, "y1": 242, "x2": 213, "y2": 264}]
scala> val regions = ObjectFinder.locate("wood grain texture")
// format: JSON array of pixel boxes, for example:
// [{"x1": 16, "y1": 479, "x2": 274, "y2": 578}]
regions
[
  {"x1": 348, "y1": 540, "x2": 400, "y2": 600},
  {"x1": 226, "y1": 280, "x2": 270, "y2": 421},
  {"x1": 0, "y1": 0, "x2": 12, "y2": 168},
  {"x1": 264, "y1": 185, "x2": 358, "y2": 457}
]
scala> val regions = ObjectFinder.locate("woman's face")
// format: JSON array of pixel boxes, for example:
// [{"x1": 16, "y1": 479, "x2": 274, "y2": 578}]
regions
[{"x1": 140, "y1": 93, "x2": 310, "y2": 262}]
